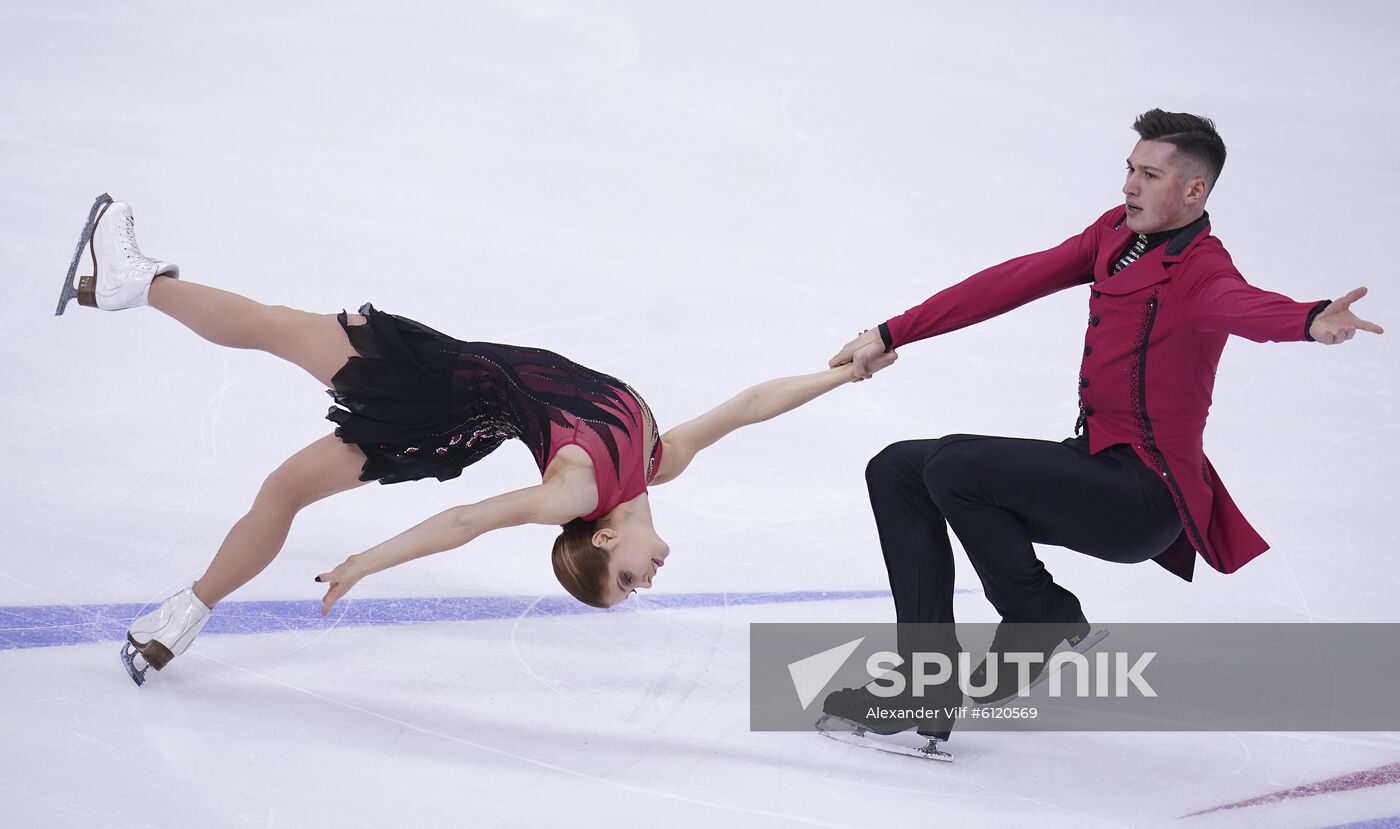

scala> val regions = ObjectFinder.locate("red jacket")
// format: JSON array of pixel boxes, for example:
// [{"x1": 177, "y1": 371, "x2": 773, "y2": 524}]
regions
[{"x1": 883, "y1": 207, "x2": 1324, "y2": 580}]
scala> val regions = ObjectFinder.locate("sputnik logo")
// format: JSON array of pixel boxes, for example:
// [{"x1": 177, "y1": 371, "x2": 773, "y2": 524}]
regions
[{"x1": 786, "y1": 637, "x2": 865, "y2": 709}]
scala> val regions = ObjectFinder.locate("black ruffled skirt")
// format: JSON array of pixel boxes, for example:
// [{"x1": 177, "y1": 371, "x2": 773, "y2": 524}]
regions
[{"x1": 327, "y1": 304, "x2": 517, "y2": 484}]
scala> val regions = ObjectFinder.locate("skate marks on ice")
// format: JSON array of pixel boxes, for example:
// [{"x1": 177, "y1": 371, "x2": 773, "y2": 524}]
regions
[
  {"x1": 53, "y1": 192, "x2": 111, "y2": 316},
  {"x1": 185, "y1": 650, "x2": 863, "y2": 828},
  {"x1": 1185, "y1": 761, "x2": 1400, "y2": 820},
  {"x1": 0, "y1": 589, "x2": 902, "y2": 651}
]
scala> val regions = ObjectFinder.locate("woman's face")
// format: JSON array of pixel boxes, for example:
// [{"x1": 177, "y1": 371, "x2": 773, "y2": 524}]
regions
[{"x1": 598, "y1": 523, "x2": 670, "y2": 607}]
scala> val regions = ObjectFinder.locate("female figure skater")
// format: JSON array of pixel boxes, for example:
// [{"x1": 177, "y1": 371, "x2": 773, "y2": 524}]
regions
[{"x1": 63, "y1": 199, "x2": 895, "y2": 686}]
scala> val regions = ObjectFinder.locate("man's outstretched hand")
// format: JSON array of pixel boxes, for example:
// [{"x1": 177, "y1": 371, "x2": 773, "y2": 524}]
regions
[
  {"x1": 1311, "y1": 287, "x2": 1384, "y2": 344},
  {"x1": 830, "y1": 329, "x2": 890, "y2": 380}
]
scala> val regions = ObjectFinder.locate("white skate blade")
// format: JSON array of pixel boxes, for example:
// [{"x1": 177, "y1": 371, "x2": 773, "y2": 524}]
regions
[
  {"x1": 815, "y1": 715, "x2": 954, "y2": 762},
  {"x1": 55, "y1": 193, "x2": 113, "y2": 316},
  {"x1": 972, "y1": 625, "x2": 1111, "y2": 707}
]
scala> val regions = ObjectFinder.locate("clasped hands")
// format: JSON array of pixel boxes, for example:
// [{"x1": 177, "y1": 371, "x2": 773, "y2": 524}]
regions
[{"x1": 829, "y1": 328, "x2": 897, "y2": 380}]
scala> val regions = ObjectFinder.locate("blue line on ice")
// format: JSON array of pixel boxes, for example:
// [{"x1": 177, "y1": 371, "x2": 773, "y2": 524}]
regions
[
  {"x1": 1317, "y1": 817, "x2": 1400, "y2": 829},
  {"x1": 0, "y1": 589, "x2": 960, "y2": 651}
]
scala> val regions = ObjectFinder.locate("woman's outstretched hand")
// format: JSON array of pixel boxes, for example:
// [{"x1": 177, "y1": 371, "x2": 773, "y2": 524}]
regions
[{"x1": 315, "y1": 555, "x2": 367, "y2": 616}]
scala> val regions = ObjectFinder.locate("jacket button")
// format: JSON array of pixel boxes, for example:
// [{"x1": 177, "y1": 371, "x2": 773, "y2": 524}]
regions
[
  {"x1": 1090, "y1": 315, "x2": 1100, "y2": 326},
  {"x1": 1091, "y1": 290, "x2": 1101, "y2": 299},
  {"x1": 1083, "y1": 406, "x2": 1095, "y2": 417},
  {"x1": 1079, "y1": 377, "x2": 1089, "y2": 388},
  {"x1": 1083, "y1": 344, "x2": 1093, "y2": 356}
]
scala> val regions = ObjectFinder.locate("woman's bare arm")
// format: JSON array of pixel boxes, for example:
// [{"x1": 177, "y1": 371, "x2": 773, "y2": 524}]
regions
[
  {"x1": 651, "y1": 355, "x2": 895, "y2": 486},
  {"x1": 316, "y1": 473, "x2": 596, "y2": 614}
]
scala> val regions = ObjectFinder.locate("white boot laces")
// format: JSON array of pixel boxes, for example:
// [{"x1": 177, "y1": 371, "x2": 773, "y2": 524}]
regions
[{"x1": 116, "y1": 212, "x2": 160, "y2": 270}]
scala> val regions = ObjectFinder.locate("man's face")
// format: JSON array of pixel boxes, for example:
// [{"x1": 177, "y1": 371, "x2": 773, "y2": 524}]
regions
[{"x1": 1122, "y1": 139, "x2": 1206, "y2": 234}]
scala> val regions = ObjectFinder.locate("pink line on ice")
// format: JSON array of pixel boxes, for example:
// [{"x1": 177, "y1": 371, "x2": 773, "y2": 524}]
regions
[{"x1": 1185, "y1": 763, "x2": 1400, "y2": 817}]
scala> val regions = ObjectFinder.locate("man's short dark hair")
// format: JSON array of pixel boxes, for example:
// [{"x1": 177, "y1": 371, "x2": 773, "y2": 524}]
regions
[{"x1": 1132, "y1": 108, "x2": 1227, "y2": 185}]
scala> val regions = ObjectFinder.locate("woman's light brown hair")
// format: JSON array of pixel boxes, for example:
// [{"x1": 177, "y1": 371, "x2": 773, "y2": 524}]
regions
[{"x1": 551, "y1": 518, "x2": 611, "y2": 608}]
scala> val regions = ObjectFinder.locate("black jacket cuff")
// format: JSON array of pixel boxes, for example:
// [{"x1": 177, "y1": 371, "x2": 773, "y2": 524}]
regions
[
  {"x1": 1303, "y1": 300, "x2": 1332, "y2": 342},
  {"x1": 878, "y1": 322, "x2": 893, "y2": 351}
]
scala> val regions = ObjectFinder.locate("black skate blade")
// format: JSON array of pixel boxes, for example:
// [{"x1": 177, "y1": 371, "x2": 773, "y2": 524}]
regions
[
  {"x1": 55, "y1": 193, "x2": 112, "y2": 316},
  {"x1": 972, "y1": 626, "x2": 1111, "y2": 707},
  {"x1": 816, "y1": 715, "x2": 953, "y2": 762},
  {"x1": 119, "y1": 641, "x2": 149, "y2": 687}
]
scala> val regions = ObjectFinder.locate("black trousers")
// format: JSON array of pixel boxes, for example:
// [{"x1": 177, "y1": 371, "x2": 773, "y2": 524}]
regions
[{"x1": 866, "y1": 434, "x2": 1182, "y2": 628}]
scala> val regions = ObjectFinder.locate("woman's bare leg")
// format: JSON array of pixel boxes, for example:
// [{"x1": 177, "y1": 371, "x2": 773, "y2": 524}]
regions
[
  {"x1": 144, "y1": 277, "x2": 375, "y2": 605},
  {"x1": 192, "y1": 435, "x2": 369, "y2": 607},
  {"x1": 147, "y1": 276, "x2": 363, "y2": 388}
]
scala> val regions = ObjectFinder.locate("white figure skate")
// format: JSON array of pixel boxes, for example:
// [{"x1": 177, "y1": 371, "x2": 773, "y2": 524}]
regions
[
  {"x1": 120, "y1": 586, "x2": 211, "y2": 687},
  {"x1": 56, "y1": 196, "x2": 179, "y2": 314}
]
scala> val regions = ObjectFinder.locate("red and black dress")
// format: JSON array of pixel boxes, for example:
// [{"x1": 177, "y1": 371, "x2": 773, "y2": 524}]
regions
[{"x1": 326, "y1": 304, "x2": 662, "y2": 520}]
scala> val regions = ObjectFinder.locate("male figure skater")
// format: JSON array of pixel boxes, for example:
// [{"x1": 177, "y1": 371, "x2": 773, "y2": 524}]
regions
[{"x1": 821, "y1": 109, "x2": 1382, "y2": 752}]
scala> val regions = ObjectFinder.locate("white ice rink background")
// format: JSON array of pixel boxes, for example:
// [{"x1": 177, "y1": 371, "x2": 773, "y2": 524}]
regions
[{"x1": 2, "y1": 2, "x2": 1398, "y2": 827}]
